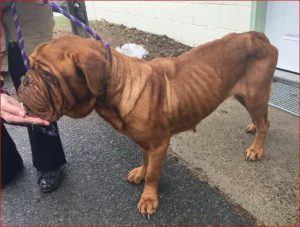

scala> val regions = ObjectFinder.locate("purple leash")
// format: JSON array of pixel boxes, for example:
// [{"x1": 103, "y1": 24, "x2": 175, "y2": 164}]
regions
[
  {"x1": 47, "y1": 0, "x2": 112, "y2": 62},
  {"x1": 48, "y1": 0, "x2": 105, "y2": 41},
  {"x1": 11, "y1": 1, "x2": 30, "y2": 71}
]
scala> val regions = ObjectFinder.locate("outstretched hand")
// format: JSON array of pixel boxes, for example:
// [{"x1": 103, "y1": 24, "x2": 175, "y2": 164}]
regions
[{"x1": 1, "y1": 94, "x2": 49, "y2": 125}]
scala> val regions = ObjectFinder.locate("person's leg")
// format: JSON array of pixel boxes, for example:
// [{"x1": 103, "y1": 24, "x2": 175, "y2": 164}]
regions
[
  {"x1": 8, "y1": 42, "x2": 66, "y2": 192},
  {"x1": 1, "y1": 123, "x2": 24, "y2": 186},
  {"x1": 28, "y1": 127, "x2": 66, "y2": 171}
]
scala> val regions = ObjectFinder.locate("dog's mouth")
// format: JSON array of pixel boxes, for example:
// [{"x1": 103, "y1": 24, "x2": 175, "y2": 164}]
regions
[
  {"x1": 18, "y1": 88, "x2": 50, "y2": 120},
  {"x1": 20, "y1": 102, "x2": 35, "y2": 117},
  {"x1": 20, "y1": 99, "x2": 58, "y2": 122}
]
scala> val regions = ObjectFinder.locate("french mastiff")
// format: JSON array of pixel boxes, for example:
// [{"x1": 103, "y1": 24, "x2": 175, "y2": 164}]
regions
[{"x1": 18, "y1": 32, "x2": 278, "y2": 217}]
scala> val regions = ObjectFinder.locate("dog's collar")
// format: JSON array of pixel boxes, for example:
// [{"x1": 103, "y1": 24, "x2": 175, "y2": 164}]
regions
[
  {"x1": 96, "y1": 43, "x2": 112, "y2": 100},
  {"x1": 104, "y1": 42, "x2": 112, "y2": 81},
  {"x1": 104, "y1": 43, "x2": 112, "y2": 67}
]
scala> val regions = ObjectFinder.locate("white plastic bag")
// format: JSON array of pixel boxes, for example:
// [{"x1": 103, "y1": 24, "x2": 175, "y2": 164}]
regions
[{"x1": 116, "y1": 43, "x2": 149, "y2": 59}]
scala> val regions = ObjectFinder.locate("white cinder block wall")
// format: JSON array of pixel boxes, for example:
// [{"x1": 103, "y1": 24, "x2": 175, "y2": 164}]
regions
[{"x1": 86, "y1": 1, "x2": 252, "y2": 46}]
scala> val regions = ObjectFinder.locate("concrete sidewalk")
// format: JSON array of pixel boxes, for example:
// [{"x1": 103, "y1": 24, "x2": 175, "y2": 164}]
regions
[{"x1": 171, "y1": 98, "x2": 299, "y2": 225}]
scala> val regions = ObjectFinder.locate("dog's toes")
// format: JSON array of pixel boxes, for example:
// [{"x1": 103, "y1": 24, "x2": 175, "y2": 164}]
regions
[
  {"x1": 245, "y1": 123, "x2": 256, "y2": 134},
  {"x1": 138, "y1": 196, "x2": 159, "y2": 218},
  {"x1": 140, "y1": 213, "x2": 151, "y2": 219},
  {"x1": 127, "y1": 170, "x2": 136, "y2": 183},
  {"x1": 246, "y1": 147, "x2": 263, "y2": 161},
  {"x1": 127, "y1": 166, "x2": 146, "y2": 184}
]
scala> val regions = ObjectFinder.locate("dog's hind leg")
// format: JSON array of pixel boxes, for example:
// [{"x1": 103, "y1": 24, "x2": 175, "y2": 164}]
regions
[
  {"x1": 235, "y1": 90, "x2": 269, "y2": 161},
  {"x1": 235, "y1": 33, "x2": 277, "y2": 138},
  {"x1": 244, "y1": 95, "x2": 270, "y2": 161},
  {"x1": 235, "y1": 95, "x2": 257, "y2": 134},
  {"x1": 128, "y1": 150, "x2": 148, "y2": 184},
  {"x1": 234, "y1": 56, "x2": 276, "y2": 160},
  {"x1": 234, "y1": 83, "x2": 271, "y2": 161}
]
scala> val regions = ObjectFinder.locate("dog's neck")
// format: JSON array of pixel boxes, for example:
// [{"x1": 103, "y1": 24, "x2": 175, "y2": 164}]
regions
[{"x1": 98, "y1": 50, "x2": 152, "y2": 114}]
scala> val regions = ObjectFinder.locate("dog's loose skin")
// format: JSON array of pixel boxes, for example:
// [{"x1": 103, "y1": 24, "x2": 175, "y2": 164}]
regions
[{"x1": 18, "y1": 32, "x2": 278, "y2": 216}]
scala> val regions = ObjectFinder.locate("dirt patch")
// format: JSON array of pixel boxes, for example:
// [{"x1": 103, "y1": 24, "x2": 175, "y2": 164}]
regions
[{"x1": 54, "y1": 19, "x2": 192, "y2": 60}]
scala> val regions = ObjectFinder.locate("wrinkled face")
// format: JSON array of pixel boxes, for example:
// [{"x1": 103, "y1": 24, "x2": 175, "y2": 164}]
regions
[{"x1": 18, "y1": 35, "x2": 110, "y2": 122}]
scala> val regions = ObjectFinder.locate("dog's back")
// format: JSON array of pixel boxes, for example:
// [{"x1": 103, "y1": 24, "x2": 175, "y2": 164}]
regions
[{"x1": 147, "y1": 32, "x2": 278, "y2": 134}]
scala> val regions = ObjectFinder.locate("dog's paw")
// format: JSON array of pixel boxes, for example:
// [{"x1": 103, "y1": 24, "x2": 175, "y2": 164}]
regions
[
  {"x1": 245, "y1": 123, "x2": 256, "y2": 134},
  {"x1": 246, "y1": 147, "x2": 263, "y2": 161},
  {"x1": 138, "y1": 195, "x2": 159, "y2": 217},
  {"x1": 127, "y1": 166, "x2": 146, "y2": 184}
]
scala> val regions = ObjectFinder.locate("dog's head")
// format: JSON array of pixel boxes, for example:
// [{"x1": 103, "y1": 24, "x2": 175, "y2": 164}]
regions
[{"x1": 18, "y1": 35, "x2": 111, "y2": 122}]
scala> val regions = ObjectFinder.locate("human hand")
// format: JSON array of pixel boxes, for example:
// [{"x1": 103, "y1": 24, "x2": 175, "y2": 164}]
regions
[{"x1": 1, "y1": 94, "x2": 50, "y2": 125}]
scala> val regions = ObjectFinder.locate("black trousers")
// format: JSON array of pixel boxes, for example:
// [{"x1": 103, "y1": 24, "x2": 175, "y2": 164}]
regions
[
  {"x1": 1, "y1": 42, "x2": 66, "y2": 176},
  {"x1": 1, "y1": 124, "x2": 24, "y2": 186}
]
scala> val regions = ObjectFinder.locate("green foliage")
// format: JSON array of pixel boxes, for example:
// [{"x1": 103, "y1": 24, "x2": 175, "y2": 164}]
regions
[{"x1": 54, "y1": 15, "x2": 70, "y2": 29}]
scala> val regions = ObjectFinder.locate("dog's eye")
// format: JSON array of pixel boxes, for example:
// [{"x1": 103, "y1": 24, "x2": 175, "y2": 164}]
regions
[
  {"x1": 41, "y1": 71, "x2": 57, "y2": 85},
  {"x1": 42, "y1": 71, "x2": 52, "y2": 79}
]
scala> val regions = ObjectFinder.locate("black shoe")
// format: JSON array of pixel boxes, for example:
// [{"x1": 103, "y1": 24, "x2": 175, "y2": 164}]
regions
[{"x1": 37, "y1": 166, "x2": 63, "y2": 193}]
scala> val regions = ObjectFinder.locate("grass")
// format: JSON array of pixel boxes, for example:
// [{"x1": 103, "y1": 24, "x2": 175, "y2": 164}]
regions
[{"x1": 53, "y1": 15, "x2": 70, "y2": 29}]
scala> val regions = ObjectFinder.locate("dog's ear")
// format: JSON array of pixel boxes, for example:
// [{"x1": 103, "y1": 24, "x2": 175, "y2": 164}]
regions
[{"x1": 73, "y1": 49, "x2": 108, "y2": 96}]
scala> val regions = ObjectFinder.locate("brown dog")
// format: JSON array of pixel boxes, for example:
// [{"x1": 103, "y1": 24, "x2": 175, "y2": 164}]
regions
[{"x1": 18, "y1": 32, "x2": 278, "y2": 216}]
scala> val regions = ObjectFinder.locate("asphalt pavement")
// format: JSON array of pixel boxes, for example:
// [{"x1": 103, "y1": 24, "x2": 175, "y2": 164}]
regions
[{"x1": 1, "y1": 79, "x2": 256, "y2": 226}]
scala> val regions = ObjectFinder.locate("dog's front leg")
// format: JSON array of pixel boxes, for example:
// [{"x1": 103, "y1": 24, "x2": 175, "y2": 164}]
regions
[{"x1": 138, "y1": 139, "x2": 169, "y2": 217}]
